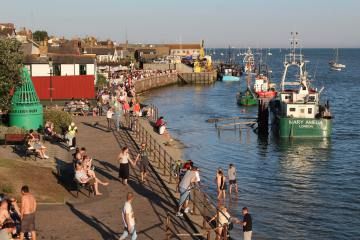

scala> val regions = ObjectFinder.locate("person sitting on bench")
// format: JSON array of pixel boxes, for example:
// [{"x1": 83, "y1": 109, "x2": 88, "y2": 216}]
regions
[
  {"x1": 27, "y1": 129, "x2": 49, "y2": 159},
  {"x1": 74, "y1": 162, "x2": 109, "y2": 196}
]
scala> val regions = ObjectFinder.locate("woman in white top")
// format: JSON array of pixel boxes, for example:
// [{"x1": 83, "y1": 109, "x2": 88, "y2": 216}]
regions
[
  {"x1": 118, "y1": 146, "x2": 136, "y2": 185},
  {"x1": 208, "y1": 205, "x2": 231, "y2": 240}
]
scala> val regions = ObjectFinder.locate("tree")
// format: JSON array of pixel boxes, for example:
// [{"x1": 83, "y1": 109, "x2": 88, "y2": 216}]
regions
[
  {"x1": 96, "y1": 73, "x2": 108, "y2": 89},
  {"x1": 0, "y1": 38, "x2": 23, "y2": 111},
  {"x1": 33, "y1": 30, "x2": 48, "y2": 42}
]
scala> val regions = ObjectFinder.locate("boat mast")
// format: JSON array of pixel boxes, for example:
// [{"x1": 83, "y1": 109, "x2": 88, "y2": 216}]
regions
[{"x1": 280, "y1": 32, "x2": 304, "y2": 91}]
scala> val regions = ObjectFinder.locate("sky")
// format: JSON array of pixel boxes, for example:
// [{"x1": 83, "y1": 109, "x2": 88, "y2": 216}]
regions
[{"x1": 1, "y1": 0, "x2": 359, "y2": 48}]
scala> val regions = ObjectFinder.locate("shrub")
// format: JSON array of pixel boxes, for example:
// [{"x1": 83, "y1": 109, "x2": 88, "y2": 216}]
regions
[
  {"x1": 0, "y1": 125, "x2": 26, "y2": 140},
  {"x1": 0, "y1": 183, "x2": 14, "y2": 194},
  {"x1": 44, "y1": 109, "x2": 72, "y2": 133}
]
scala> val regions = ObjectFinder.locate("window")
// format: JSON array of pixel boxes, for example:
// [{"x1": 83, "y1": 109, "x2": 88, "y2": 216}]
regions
[
  {"x1": 53, "y1": 64, "x2": 61, "y2": 76},
  {"x1": 79, "y1": 64, "x2": 87, "y2": 75},
  {"x1": 285, "y1": 95, "x2": 291, "y2": 99},
  {"x1": 289, "y1": 108, "x2": 296, "y2": 112},
  {"x1": 300, "y1": 109, "x2": 305, "y2": 113},
  {"x1": 308, "y1": 108, "x2": 312, "y2": 114}
]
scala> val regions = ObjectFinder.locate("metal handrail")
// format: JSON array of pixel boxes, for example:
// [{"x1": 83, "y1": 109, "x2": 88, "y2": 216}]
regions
[{"x1": 133, "y1": 105, "x2": 235, "y2": 239}]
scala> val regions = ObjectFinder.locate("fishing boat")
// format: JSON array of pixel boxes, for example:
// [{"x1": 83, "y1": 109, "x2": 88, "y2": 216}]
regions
[
  {"x1": 253, "y1": 52, "x2": 277, "y2": 99},
  {"x1": 236, "y1": 74, "x2": 258, "y2": 106},
  {"x1": 329, "y1": 48, "x2": 346, "y2": 71},
  {"x1": 270, "y1": 32, "x2": 332, "y2": 138},
  {"x1": 237, "y1": 87, "x2": 258, "y2": 106},
  {"x1": 254, "y1": 74, "x2": 277, "y2": 98},
  {"x1": 243, "y1": 48, "x2": 255, "y2": 74},
  {"x1": 218, "y1": 64, "x2": 241, "y2": 81},
  {"x1": 218, "y1": 46, "x2": 242, "y2": 81}
]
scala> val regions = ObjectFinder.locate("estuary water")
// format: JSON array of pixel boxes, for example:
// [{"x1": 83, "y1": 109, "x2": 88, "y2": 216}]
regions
[{"x1": 143, "y1": 49, "x2": 360, "y2": 239}]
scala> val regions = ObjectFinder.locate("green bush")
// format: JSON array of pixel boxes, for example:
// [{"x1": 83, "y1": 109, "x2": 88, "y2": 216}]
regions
[
  {"x1": 0, "y1": 183, "x2": 14, "y2": 194},
  {"x1": 44, "y1": 109, "x2": 72, "y2": 133},
  {"x1": 0, "y1": 125, "x2": 26, "y2": 140}
]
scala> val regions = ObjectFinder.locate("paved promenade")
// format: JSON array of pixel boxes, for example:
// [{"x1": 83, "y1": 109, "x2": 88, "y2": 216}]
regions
[{"x1": 35, "y1": 116, "x2": 197, "y2": 240}]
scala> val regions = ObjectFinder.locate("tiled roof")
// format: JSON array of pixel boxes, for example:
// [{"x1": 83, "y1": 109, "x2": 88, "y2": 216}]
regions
[
  {"x1": 23, "y1": 54, "x2": 95, "y2": 64},
  {"x1": 166, "y1": 44, "x2": 201, "y2": 50}
]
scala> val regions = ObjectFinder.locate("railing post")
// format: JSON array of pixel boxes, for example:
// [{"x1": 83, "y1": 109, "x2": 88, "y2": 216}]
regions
[
  {"x1": 158, "y1": 144, "x2": 161, "y2": 168},
  {"x1": 169, "y1": 157, "x2": 173, "y2": 183},
  {"x1": 192, "y1": 188, "x2": 197, "y2": 214},
  {"x1": 166, "y1": 212, "x2": 171, "y2": 240},
  {"x1": 163, "y1": 151, "x2": 167, "y2": 176}
]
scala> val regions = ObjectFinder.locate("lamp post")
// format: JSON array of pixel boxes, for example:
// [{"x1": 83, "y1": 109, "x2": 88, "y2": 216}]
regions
[{"x1": 48, "y1": 58, "x2": 53, "y2": 104}]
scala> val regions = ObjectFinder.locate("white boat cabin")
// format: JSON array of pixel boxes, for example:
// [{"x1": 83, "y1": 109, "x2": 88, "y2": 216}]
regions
[{"x1": 280, "y1": 84, "x2": 319, "y2": 119}]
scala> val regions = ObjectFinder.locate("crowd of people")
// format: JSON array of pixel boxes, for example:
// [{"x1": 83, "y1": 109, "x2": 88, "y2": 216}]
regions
[
  {"x1": 0, "y1": 186, "x2": 37, "y2": 240},
  {"x1": 108, "y1": 69, "x2": 177, "y2": 86},
  {"x1": 171, "y1": 159, "x2": 252, "y2": 240}
]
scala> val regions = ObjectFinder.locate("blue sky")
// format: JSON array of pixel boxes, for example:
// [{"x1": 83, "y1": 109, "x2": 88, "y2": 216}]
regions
[{"x1": 1, "y1": 0, "x2": 359, "y2": 47}]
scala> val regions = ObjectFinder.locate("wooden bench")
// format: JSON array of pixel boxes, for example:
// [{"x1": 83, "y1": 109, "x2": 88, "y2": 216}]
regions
[
  {"x1": 4, "y1": 134, "x2": 26, "y2": 145},
  {"x1": 5, "y1": 133, "x2": 40, "y2": 160}
]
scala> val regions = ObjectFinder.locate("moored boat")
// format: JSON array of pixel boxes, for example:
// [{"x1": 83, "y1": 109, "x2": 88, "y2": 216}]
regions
[
  {"x1": 243, "y1": 48, "x2": 255, "y2": 74},
  {"x1": 329, "y1": 48, "x2": 346, "y2": 71},
  {"x1": 270, "y1": 32, "x2": 332, "y2": 138},
  {"x1": 236, "y1": 87, "x2": 258, "y2": 106}
]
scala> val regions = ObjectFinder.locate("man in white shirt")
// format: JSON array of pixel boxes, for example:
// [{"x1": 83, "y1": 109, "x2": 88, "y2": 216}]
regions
[
  {"x1": 119, "y1": 192, "x2": 137, "y2": 240},
  {"x1": 228, "y1": 164, "x2": 238, "y2": 195},
  {"x1": 176, "y1": 167, "x2": 200, "y2": 217}
]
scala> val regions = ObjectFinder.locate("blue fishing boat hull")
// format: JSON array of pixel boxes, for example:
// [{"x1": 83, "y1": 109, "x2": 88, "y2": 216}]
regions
[{"x1": 222, "y1": 75, "x2": 240, "y2": 81}]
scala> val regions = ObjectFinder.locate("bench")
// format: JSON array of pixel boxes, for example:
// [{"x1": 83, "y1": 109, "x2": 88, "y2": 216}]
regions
[
  {"x1": 74, "y1": 178, "x2": 94, "y2": 198},
  {"x1": 4, "y1": 134, "x2": 26, "y2": 145},
  {"x1": 5, "y1": 133, "x2": 40, "y2": 160}
]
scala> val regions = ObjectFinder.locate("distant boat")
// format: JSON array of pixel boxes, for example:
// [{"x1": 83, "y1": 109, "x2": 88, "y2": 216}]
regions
[
  {"x1": 243, "y1": 48, "x2": 255, "y2": 74},
  {"x1": 329, "y1": 48, "x2": 346, "y2": 71},
  {"x1": 268, "y1": 48, "x2": 272, "y2": 56}
]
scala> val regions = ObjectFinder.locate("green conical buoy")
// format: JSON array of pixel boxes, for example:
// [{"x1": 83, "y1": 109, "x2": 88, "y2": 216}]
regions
[{"x1": 9, "y1": 67, "x2": 44, "y2": 130}]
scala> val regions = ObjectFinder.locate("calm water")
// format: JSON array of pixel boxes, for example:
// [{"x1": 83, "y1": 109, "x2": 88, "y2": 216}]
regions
[{"x1": 144, "y1": 49, "x2": 360, "y2": 239}]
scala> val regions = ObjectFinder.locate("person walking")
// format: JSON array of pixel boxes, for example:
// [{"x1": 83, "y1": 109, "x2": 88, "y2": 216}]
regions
[
  {"x1": 119, "y1": 192, "x2": 137, "y2": 240},
  {"x1": 227, "y1": 164, "x2": 238, "y2": 195},
  {"x1": 135, "y1": 143, "x2": 149, "y2": 183},
  {"x1": 237, "y1": 207, "x2": 252, "y2": 240},
  {"x1": 19, "y1": 186, "x2": 37, "y2": 240},
  {"x1": 176, "y1": 167, "x2": 200, "y2": 217},
  {"x1": 106, "y1": 107, "x2": 114, "y2": 130},
  {"x1": 118, "y1": 147, "x2": 136, "y2": 185},
  {"x1": 113, "y1": 99, "x2": 123, "y2": 131}
]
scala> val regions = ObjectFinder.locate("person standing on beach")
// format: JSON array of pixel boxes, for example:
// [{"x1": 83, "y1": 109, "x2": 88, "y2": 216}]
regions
[
  {"x1": 135, "y1": 143, "x2": 149, "y2": 183},
  {"x1": 236, "y1": 207, "x2": 252, "y2": 240},
  {"x1": 227, "y1": 164, "x2": 238, "y2": 195},
  {"x1": 119, "y1": 192, "x2": 137, "y2": 240},
  {"x1": 118, "y1": 147, "x2": 136, "y2": 185},
  {"x1": 19, "y1": 186, "x2": 37, "y2": 240},
  {"x1": 176, "y1": 167, "x2": 200, "y2": 217}
]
